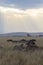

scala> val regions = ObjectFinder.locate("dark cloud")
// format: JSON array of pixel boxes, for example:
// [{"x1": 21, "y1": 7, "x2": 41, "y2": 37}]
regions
[{"x1": 0, "y1": 0, "x2": 43, "y2": 9}]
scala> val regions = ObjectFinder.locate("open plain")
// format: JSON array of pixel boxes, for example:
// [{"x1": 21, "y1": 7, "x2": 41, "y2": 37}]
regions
[{"x1": 0, "y1": 36, "x2": 43, "y2": 65}]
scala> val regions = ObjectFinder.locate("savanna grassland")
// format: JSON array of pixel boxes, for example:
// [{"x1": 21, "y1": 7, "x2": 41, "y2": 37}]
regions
[{"x1": 0, "y1": 36, "x2": 43, "y2": 65}]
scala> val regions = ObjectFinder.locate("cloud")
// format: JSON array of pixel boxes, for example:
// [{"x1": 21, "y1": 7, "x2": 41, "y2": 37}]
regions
[
  {"x1": 0, "y1": 6, "x2": 43, "y2": 33},
  {"x1": 0, "y1": 0, "x2": 43, "y2": 9},
  {"x1": 0, "y1": 12, "x2": 4, "y2": 33}
]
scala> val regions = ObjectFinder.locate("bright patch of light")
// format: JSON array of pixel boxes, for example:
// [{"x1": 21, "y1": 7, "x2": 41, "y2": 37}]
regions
[
  {"x1": 31, "y1": 11, "x2": 38, "y2": 16},
  {"x1": 0, "y1": 6, "x2": 43, "y2": 17},
  {"x1": 0, "y1": 6, "x2": 43, "y2": 33}
]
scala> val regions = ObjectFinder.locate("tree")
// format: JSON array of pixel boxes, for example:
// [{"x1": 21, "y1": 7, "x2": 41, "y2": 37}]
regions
[{"x1": 27, "y1": 34, "x2": 30, "y2": 37}]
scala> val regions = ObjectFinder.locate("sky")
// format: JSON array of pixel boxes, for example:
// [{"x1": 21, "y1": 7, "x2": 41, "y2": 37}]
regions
[{"x1": 0, "y1": 0, "x2": 43, "y2": 34}]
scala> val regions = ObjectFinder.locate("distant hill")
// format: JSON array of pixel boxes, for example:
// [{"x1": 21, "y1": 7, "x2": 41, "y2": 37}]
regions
[
  {"x1": 0, "y1": 32, "x2": 43, "y2": 36},
  {"x1": 0, "y1": 32, "x2": 28, "y2": 36}
]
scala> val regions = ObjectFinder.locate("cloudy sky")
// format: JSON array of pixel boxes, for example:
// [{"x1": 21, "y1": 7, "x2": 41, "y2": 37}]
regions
[{"x1": 0, "y1": 0, "x2": 43, "y2": 34}]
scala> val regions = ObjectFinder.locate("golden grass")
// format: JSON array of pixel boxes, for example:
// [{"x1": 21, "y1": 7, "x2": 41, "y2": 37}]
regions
[{"x1": 0, "y1": 36, "x2": 43, "y2": 65}]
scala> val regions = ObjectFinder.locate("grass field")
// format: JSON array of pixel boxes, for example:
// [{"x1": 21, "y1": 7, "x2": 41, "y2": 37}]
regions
[{"x1": 0, "y1": 36, "x2": 43, "y2": 65}]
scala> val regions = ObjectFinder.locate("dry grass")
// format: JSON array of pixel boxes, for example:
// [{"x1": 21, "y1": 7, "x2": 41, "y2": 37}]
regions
[{"x1": 0, "y1": 36, "x2": 43, "y2": 65}]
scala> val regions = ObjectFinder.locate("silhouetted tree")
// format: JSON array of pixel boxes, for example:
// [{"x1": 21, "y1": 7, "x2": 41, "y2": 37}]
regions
[{"x1": 27, "y1": 34, "x2": 30, "y2": 37}]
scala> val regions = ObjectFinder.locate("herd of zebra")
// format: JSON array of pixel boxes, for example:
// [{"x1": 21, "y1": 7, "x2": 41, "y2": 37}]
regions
[
  {"x1": 7, "y1": 39, "x2": 38, "y2": 51},
  {"x1": 0, "y1": 39, "x2": 43, "y2": 51}
]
